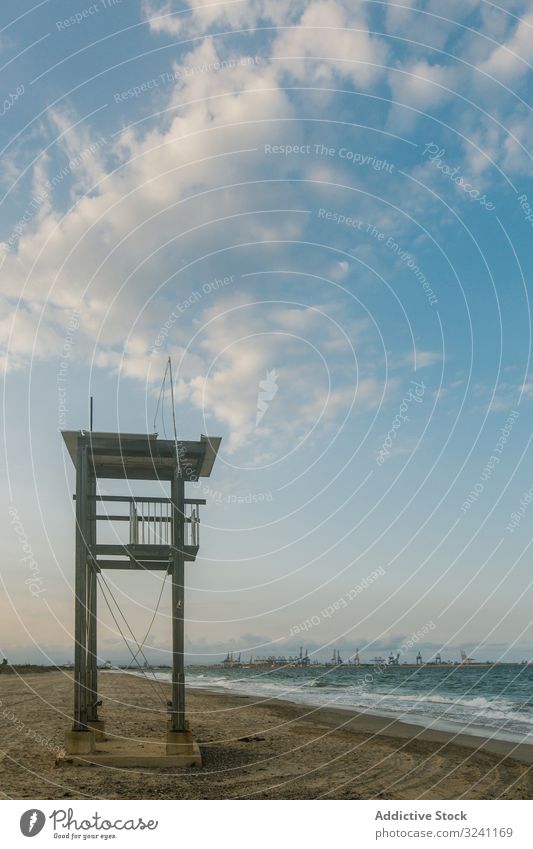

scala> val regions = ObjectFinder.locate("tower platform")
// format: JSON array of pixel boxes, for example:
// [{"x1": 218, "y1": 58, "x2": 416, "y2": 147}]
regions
[{"x1": 58, "y1": 729, "x2": 202, "y2": 769}]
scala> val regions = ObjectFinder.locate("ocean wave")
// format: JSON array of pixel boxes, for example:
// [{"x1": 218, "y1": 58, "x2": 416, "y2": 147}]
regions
[{"x1": 131, "y1": 667, "x2": 533, "y2": 742}]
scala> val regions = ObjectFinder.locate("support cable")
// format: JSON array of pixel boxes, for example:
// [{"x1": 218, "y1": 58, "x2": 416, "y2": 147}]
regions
[
  {"x1": 98, "y1": 572, "x2": 160, "y2": 676},
  {"x1": 129, "y1": 573, "x2": 168, "y2": 666},
  {"x1": 152, "y1": 357, "x2": 170, "y2": 434},
  {"x1": 97, "y1": 575, "x2": 167, "y2": 708}
]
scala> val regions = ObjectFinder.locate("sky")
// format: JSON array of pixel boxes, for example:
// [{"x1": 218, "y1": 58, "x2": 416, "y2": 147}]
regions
[{"x1": 2, "y1": 0, "x2": 533, "y2": 665}]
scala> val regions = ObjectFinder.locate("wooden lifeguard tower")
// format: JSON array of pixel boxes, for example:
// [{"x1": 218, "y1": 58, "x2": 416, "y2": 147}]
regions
[{"x1": 61, "y1": 429, "x2": 220, "y2": 767}]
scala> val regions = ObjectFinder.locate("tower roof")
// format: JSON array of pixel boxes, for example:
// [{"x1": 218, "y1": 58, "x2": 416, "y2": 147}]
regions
[{"x1": 61, "y1": 430, "x2": 221, "y2": 481}]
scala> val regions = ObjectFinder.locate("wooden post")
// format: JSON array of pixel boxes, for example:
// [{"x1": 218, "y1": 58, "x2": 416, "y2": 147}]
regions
[
  {"x1": 87, "y1": 469, "x2": 98, "y2": 721},
  {"x1": 170, "y1": 468, "x2": 186, "y2": 731},
  {"x1": 73, "y1": 439, "x2": 89, "y2": 730},
  {"x1": 86, "y1": 568, "x2": 98, "y2": 721}
]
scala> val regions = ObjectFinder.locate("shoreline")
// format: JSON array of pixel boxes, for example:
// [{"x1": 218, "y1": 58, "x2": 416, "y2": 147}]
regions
[
  {"x1": 1, "y1": 670, "x2": 533, "y2": 799},
  {"x1": 186, "y1": 684, "x2": 533, "y2": 760},
  {"x1": 118, "y1": 668, "x2": 533, "y2": 752},
  {"x1": 201, "y1": 689, "x2": 533, "y2": 765}
]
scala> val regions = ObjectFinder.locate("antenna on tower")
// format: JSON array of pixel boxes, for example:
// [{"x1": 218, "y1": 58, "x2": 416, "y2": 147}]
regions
[
  {"x1": 153, "y1": 356, "x2": 181, "y2": 472},
  {"x1": 168, "y1": 355, "x2": 180, "y2": 474}
]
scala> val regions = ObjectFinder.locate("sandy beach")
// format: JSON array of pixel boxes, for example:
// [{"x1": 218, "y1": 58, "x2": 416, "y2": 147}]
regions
[{"x1": 1, "y1": 670, "x2": 532, "y2": 800}]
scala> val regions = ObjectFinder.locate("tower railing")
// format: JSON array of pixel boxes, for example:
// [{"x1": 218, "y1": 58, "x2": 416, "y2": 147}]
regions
[
  {"x1": 129, "y1": 499, "x2": 171, "y2": 545},
  {"x1": 92, "y1": 494, "x2": 204, "y2": 550}
]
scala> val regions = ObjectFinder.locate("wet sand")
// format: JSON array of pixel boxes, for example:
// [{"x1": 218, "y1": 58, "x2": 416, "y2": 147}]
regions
[{"x1": 1, "y1": 670, "x2": 532, "y2": 799}]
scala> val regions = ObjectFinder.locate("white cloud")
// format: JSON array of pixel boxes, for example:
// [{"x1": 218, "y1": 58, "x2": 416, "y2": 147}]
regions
[
  {"x1": 394, "y1": 349, "x2": 442, "y2": 370},
  {"x1": 390, "y1": 60, "x2": 459, "y2": 111},
  {"x1": 4, "y1": 0, "x2": 526, "y2": 460},
  {"x1": 387, "y1": 59, "x2": 460, "y2": 133},
  {"x1": 143, "y1": 0, "x2": 334, "y2": 37},
  {"x1": 145, "y1": 0, "x2": 388, "y2": 88},
  {"x1": 174, "y1": 299, "x2": 374, "y2": 453},
  {"x1": 0, "y1": 0, "x2": 388, "y2": 385},
  {"x1": 273, "y1": 1, "x2": 388, "y2": 88},
  {"x1": 384, "y1": 0, "x2": 480, "y2": 52},
  {"x1": 478, "y1": 12, "x2": 533, "y2": 83}
]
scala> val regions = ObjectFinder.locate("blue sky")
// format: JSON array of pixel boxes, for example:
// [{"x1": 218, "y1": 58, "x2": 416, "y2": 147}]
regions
[{"x1": 2, "y1": 0, "x2": 533, "y2": 664}]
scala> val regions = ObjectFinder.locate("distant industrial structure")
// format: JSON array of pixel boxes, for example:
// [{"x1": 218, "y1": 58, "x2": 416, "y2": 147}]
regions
[
  {"x1": 210, "y1": 647, "x2": 500, "y2": 670},
  {"x1": 222, "y1": 647, "x2": 312, "y2": 669}
]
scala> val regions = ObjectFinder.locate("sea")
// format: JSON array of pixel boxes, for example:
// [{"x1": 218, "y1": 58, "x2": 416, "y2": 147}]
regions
[{"x1": 134, "y1": 663, "x2": 533, "y2": 745}]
